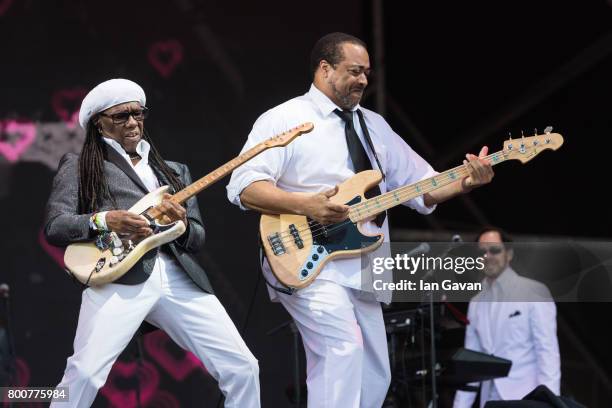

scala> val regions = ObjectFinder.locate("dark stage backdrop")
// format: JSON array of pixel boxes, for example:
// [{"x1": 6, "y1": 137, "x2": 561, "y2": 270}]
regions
[{"x1": 0, "y1": 0, "x2": 611, "y2": 407}]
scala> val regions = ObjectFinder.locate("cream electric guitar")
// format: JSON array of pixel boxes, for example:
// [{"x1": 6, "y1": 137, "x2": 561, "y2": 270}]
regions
[
  {"x1": 261, "y1": 130, "x2": 564, "y2": 289},
  {"x1": 65, "y1": 122, "x2": 314, "y2": 286}
]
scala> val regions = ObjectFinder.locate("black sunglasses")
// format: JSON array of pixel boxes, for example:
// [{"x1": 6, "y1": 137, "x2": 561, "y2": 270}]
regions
[
  {"x1": 480, "y1": 246, "x2": 504, "y2": 256},
  {"x1": 99, "y1": 107, "x2": 149, "y2": 125}
]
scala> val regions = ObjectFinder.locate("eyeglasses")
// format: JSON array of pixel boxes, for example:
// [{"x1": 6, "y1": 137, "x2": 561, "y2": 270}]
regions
[
  {"x1": 479, "y1": 246, "x2": 504, "y2": 256},
  {"x1": 99, "y1": 107, "x2": 149, "y2": 125}
]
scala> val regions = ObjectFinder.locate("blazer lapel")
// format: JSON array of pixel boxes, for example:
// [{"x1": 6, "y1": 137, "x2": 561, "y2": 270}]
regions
[{"x1": 104, "y1": 144, "x2": 150, "y2": 194}]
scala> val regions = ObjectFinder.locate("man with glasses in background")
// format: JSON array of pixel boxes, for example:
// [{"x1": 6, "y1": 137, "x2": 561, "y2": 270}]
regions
[
  {"x1": 45, "y1": 79, "x2": 260, "y2": 407},
  {"x1": 453, "y1": 227, "x2": 561, "y2": 407}
]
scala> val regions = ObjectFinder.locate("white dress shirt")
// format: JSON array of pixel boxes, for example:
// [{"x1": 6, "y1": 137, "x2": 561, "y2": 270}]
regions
[
  {"x1": 453, "y1": 267, "x2": 561, "y2": 407},
  {"x1": 101, "y1": 137, "x2": 183, "y2": 278},
  {"x1": 227, "y1": 84, "x2": 438, "y2": 300}
]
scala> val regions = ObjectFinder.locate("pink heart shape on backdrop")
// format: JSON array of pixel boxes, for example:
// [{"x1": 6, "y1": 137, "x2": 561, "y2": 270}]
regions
[
  {"x1": 1, "y1": 360, "x2": 45, "y2": 408},
  {"x1": 144, "y1": 330, "x2": 206, "y2": 381},
  {"x1": 0, "y1": 0, "x2": 13, "y2": 17},
  {"x1": 100, "y1": 360, "x2": 160, "y2": 408},
  {"x1": 38, "y1": 229, "x2": 66, "y2": 269},
  {"x1": 147, "y1": 40, "x2": 184, "y2": 78},
  {"x1": 14, "y1": 358, "x2": 31, "y2": 386},
  {"x1": 0, "y1": 120, "x2": 36, "y2": 162},
  {"x1": 51, "y1": 88, "x2": 86, "y2": 128}
]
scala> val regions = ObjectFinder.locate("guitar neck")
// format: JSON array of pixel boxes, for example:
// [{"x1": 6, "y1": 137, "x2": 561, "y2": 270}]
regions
[
  {"x1": 349, "y1": 150, "x2": 509, "y2": 222},
  {"x1": 173, "y1": 142, "x2": 268, "y2": 204},
  {"x1": 145, "y1": 142, "x2": 268, "y2": 219}
]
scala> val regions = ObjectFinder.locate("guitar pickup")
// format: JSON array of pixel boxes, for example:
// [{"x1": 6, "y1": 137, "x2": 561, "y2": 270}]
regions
[
  {"x1": 289, "y1": 224, "x2": 304, "y2": 249},
  {"x1": 267, "y1": 232, "x2": 286, "y2": 256}
]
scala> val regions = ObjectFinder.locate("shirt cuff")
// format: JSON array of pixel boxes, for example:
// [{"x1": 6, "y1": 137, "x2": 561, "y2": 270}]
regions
[{"x1": 227, "y1": 175, "x2": 277, "y2": 211}]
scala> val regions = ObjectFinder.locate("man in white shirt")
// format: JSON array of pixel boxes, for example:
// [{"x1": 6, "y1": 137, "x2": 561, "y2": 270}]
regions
[
  {"x1": 453, "y1": 228, "x2": 561, "y2": 407},
  {"x1": 227, "y1": 33, "x2": 494, "y2": 407},
  {"x1": 45, "y1": 79, "x2": 260, "y2": 407}
]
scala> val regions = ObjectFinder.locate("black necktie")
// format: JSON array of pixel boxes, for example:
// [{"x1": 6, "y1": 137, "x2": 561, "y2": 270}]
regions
[{"x1": 334, "y1": 109, "x2": 386, "y2": 227}]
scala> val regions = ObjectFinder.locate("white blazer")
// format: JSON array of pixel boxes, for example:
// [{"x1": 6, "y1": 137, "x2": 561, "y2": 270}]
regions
[{"x1": 453, "y1": 268, "x2": 561, "y2": 408}]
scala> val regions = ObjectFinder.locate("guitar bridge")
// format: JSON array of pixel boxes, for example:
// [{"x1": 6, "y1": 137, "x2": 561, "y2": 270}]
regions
[{"x1": 267, "y1": 232, "x2": 286, "y2": 256}]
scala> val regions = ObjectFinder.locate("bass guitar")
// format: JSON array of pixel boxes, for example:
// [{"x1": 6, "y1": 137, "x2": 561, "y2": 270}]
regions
[{"x1": 260, "y1": 130, "x2": 564, "y2": 289}]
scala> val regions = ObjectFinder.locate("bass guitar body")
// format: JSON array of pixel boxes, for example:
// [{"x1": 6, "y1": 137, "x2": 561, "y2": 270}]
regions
[{"x1": 260, "y1": 170, "x2": 385, "y2": 289}]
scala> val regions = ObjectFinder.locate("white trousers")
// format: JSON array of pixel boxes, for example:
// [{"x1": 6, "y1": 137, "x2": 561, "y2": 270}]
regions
[
  {"x1": 51, "y1": 261, "x2": 260, "y2": 408},
  {"x1": 454, "y1": 380, "x2": 502, "y2": 408},
  {"x1": 278, "y1": 279, "x2": 391, "y2": 408}
]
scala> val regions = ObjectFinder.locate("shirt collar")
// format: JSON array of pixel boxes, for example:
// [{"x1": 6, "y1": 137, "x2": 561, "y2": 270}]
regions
[
  {"x1": 102, "y1": 137, "x2": 151, "y2": 166},
  {"x1": 482, "y1": 266, "x2": 517, "y2": 293},
  {"x1": 308, "y1": 83, "x2": 362, "y2": 118}
]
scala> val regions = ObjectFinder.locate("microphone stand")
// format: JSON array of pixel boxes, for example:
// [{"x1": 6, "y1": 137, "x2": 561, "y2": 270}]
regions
[
  {"x1": 1, "y1": 284, "x2": 16, "y2": 408},
  {"x1": 420, "y1": 235, "x2": 462, "y2": 408},
  {"x1": 422, "y1": 279, "x2": 438, "y2": 408}
]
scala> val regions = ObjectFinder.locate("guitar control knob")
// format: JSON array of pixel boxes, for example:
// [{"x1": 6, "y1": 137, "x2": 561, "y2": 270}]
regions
[
  {"x1": 306, "y1": 262, "x2": 313, "y2": 269},
  {"x1": 312, "y1": 254, "x2": 319, "y2": 261},
  {"x1": 301, "y1": 269, "x2": 308, "y2": 277},
  {"x1": 317, "y1": 246, "x2": 324, "y2": 254}
]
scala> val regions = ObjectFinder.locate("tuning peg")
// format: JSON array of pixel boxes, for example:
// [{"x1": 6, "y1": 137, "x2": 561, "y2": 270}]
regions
[
  {"x1": 534, "y1": 128, "x2": 538, "y2": 135},
  {"x1": 508, "y1": 132, "x2": 512, "y2": 140},
  {"x1": 521, "y1": 130, "x2": 525, "y2": 138},
  {"x1": 544, "y1": 126, "x2": 553, "y2": 134}
]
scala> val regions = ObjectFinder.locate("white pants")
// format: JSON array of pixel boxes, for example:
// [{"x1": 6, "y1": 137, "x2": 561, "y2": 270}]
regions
[
  {"x1": 482, "y1": 381, "x2": 502, "y2": 406},
  {"x1": 278, "y1": 279, "x2": 391, "y2": 408},
  {"x1": 51, "y1": 261, "x2": 260, "y2": 408},
  {"x1": 454, "y1": 380, "x2": 502, "y2": 408}
]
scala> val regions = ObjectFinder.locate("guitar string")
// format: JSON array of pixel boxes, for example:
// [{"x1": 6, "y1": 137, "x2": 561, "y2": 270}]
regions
[
  {"x1": 273, "y1": 158, "x2": 495, "y2": 246},
  {"x1": 271, "y1": 151, "x2": 509, "y2": 246}
]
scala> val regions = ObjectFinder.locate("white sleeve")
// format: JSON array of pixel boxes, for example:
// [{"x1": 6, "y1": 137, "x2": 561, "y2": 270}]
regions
[
  {"x1": 226, "y1": 110, "x2": 292, "y2": 210},
  {"x1": 380, "y1": 119, "x2": 438, "y2": 215},
  {"x1": 530, "y1": 298, "x2": 561, "y2": 394},
  {"x1": 453, "y1": 302, "x2": 481, "y2": 408}
]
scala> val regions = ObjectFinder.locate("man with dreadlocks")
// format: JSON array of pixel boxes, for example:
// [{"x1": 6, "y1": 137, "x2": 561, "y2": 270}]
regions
[{"x1": 44, "y1": 79, "x2": 260, "y2": 407}]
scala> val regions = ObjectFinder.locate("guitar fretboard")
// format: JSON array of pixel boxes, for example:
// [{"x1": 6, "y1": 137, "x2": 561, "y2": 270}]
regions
[
  {"x1": 145, "y1": 143, "x2": 267, "y2": 219},
  {"x1": 348, "y1": 150, "x2": 509, "y2": 222}
]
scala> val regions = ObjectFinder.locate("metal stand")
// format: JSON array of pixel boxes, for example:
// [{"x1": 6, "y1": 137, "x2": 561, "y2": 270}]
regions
[
  {"x1": 427, "y1": 291, "x2": 438, "y2": 408},
  {"x1": 1, "y1": 284, "x2": 16, "y2": 408}
]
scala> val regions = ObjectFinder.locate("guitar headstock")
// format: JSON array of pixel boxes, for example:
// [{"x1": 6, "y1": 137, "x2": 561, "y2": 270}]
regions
[
  {"x1": 264, "y1": 122, "x2": 314, "y2": 148},
  {"x1": 502, "y1": 129, "x2": 564, "y2": 163}
]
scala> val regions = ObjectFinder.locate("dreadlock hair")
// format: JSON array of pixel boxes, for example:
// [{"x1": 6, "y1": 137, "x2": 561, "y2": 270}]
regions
[{"x1": 78, "y1": 120, "x2": 185, "y2": 214}]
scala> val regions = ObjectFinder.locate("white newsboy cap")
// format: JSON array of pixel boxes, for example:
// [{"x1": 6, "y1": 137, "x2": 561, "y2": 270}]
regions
[{"x1": 79, "y1": 78, "x2": 147, "y2": 129}]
